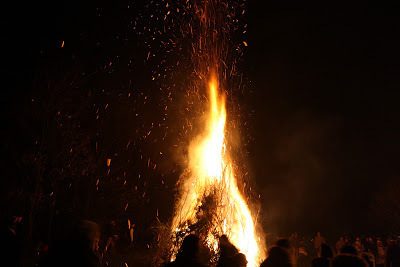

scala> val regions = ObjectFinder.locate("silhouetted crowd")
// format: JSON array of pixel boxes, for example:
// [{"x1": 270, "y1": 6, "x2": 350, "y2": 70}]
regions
[
  {"x1": 165, "y1": 232, "x2": 400, "y2": 267},
  {"x1": 260, "y1": 232, "x2": 398, "y2": 267},
  {"x1": 2, "y1": 214, "x2": 400, "y2": 267}
]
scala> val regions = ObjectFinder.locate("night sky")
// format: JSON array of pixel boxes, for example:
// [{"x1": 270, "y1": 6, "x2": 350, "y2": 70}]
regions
[
  {"x1": 2, "y1": 0, "x2": 400, "y2": 241},
  {"x1": 247, "y1": 2, "x2": 400, "y2": 235}
]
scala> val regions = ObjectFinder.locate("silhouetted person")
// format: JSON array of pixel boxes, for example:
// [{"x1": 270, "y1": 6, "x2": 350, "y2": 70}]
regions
[
  {"x1": 311, "y1": 258, "x2": 329, "y2": 267},
  {"x1": 233, "y1": 253, "x2": 248, "y2": 267},
  {"x1": 166, "y1": 234, "x2": 207, "y2": 267},
  {"x1": 311, "y1": 243, "x2": 333, "y2": 267},
  {"x1": 336, "y1": 237, "x2": 345, "y2": 255},
  {"x1": 331, "y1": 254, "x2": 367, "y2": 267},
  {"x1": 289, "y1": 233, "x2": 299, "y2": 265},
  {"x1": 322, "y1": 243, "x2": 333, "y2": 258},
  {"x1": 276, "y1": 239, "x2": 290, "y2": 250},
  {"x1": 364, "y1": 237, "x2": 376, "y2": 255},
  {"x1": 375, "y1": 239, "x2": 385, "y2": 267},
  {"x1": 313, "y1": 232, "x2": 324, "y2": 257},
  {"x1": 386, "y1": 239, "x2": 400, "y2": 267},
  {"x1": 297, "y1": 240, "x2": 310, "y2": 267},
  {"x1": 360, "y1": 251, "x2": 374, "y2": 267},
  {"x1": 340, "y1": 245, "x2": 358, "y2": 256},
  {"x1": 354, "y1": 237, "x2": 363, "y2": 254},
  {"x1": 217, "y1": 235, "x2": 247, "y2": 267},
  {"x1": 40, "y1": 219, "x2": 101, "y2": 267},
  {"x1": 260, "y1": 239, "x2": 291, "y2": 267}
]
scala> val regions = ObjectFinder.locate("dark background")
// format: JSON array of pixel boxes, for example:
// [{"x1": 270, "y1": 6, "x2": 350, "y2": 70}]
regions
[
  {"x1": 247, "y1": 2, "x2": 400, "y2": 236},
  {"x1": 1, "y1": 0, "x2": 400, "y2": 248}
]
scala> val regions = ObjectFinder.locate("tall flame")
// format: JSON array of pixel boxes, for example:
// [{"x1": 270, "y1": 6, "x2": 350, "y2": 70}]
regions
[{"x1": 171, "y1": 73, "x2": 265, "y2": 266}]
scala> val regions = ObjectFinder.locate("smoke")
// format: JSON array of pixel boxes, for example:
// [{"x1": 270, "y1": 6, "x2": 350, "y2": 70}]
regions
[{"x1": 249, "y1": 107, "x2": 341, "y2": 235}]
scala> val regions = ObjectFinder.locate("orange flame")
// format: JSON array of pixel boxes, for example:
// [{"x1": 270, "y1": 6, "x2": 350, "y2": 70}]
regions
[{"x1": 171, "y1": 73, "x2": 265, "y2": 266}]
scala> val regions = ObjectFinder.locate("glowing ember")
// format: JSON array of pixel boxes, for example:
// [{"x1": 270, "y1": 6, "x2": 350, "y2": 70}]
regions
[{"x1": 170, "y1": 72, "x2": 265, "y2": 266}]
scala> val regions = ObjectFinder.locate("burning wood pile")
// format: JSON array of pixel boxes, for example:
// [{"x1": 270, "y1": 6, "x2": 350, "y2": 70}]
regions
[{"x1": 167, "y1": 75, "x2": 265, "y2": 267}]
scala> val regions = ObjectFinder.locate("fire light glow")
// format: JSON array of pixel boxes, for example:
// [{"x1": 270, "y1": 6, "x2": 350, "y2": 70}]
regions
[{"x1": 170, "y1": 73, "x2": 265, "y2": 266}]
